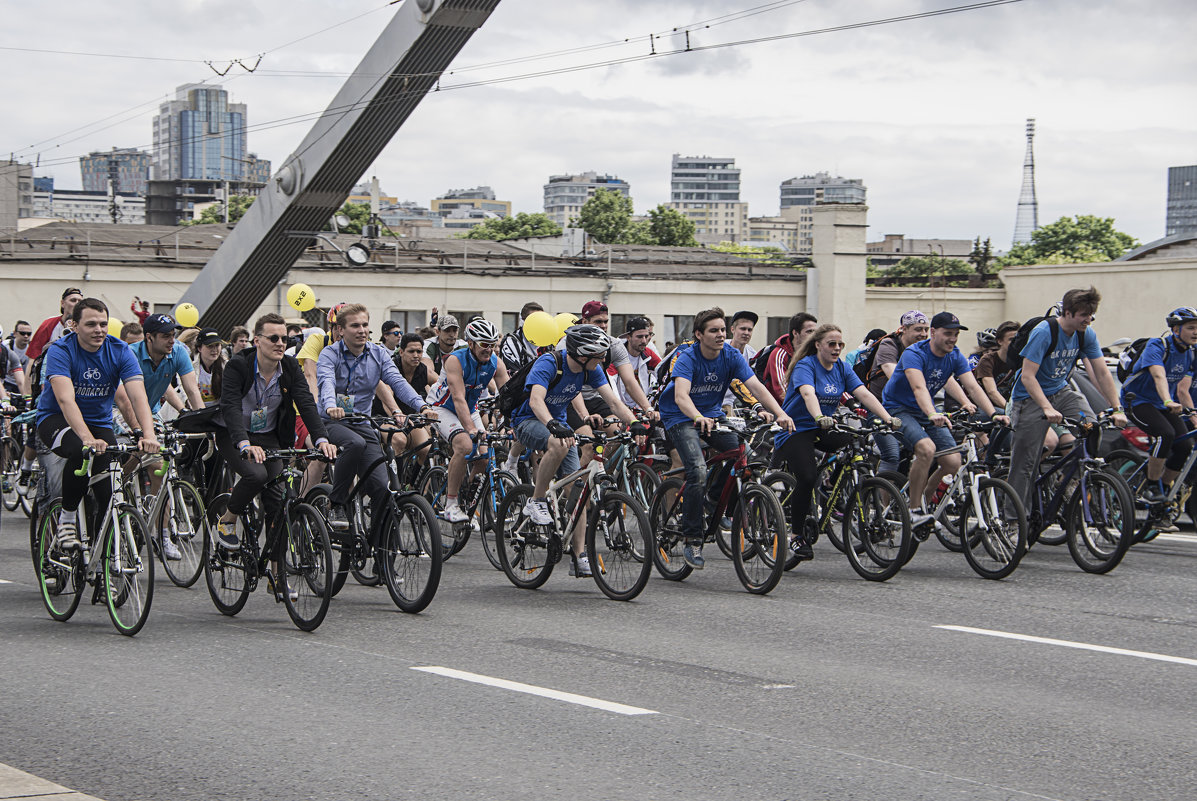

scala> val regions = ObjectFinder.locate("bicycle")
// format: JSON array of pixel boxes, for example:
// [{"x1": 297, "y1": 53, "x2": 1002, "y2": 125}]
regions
[
  {"x1": 1, "y1": 399, "x2": 34, "y2": 516},
  {"x1": 304, "y1": 413, "x2": 443, "y2": 613},
  {"x1": 496, "y1": 430, "x2": 653, "y2": 601},
  {"x1": 648, "y1": 417, "x2": 789, "y2": 594},
  {"x1": 762, "y1": 415, "x2": 913, "y2": 582},
  {"x1": 204, "y1": 447, "x2": 335, "y2": 631},
  {"x1": 33, "y1": 442, "x2": 155, "y2": 636}
]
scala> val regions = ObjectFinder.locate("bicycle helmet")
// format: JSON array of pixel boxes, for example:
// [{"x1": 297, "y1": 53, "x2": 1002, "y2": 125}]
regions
[
  {"x1": 464, "y1": 317, "x2": 500, "y2": 344},
  {"x1": 1165, "y1": 306, "x2": 1197, "y2": 328},
  {"x1": 327, "y1": 303, "x2": 347, "y2": 325},
  {"x1": 976, "y1": 327, "x2": 998, "y2": 350},
  {"x1": 563, "y1": 324, "x2": 612, "y2": 360},
  {"x1": 1045, "y1": 300, "x2": 1063, "y2": 319}
]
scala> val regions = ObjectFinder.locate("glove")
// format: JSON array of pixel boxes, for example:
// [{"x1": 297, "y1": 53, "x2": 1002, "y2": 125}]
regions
[
  {"x1": 889, "y1": 417, "x2": 902, "y2": 431},
  {"x1": 629, "y1": 421, "x2": 649, "y2": 437},
  {"x1": 816, "y1": 415, "x2": 834, "y2": 430},
  {"x1": 547, "y1": 420, "x2": 573, "y2": 439}
]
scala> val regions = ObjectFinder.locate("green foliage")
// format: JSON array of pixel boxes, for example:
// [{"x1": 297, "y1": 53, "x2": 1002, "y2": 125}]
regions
[
  {"x1": 331, "y1": 202, "x2": 371, "y2": 234},
  {"x1": 646, "y1": 205, "x2": 697, "y2": 247},
  {"x1": 708, "y1": 241, "x2": 798, "y2": 267},
  {"x1": 572, "y1": 188, "x2": 635, "y2": 244},
  {"x1": 887, "y1": 255, "x2": 975, "y2": 278},
  {"x1": 998, "y1": 215, "x2": 1139, "y2": 266},
  {"x1": 461, "y1": 212, "x2": 562, "y2": 241},
  {"x1": 968, "y1": 237, "x2": 995, "y2": 272},
  {"x1": 183, "y1": 193, "x2": 255, "y2": 226}
]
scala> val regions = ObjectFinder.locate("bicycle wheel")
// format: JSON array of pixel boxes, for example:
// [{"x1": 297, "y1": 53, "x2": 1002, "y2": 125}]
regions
[
  {"x1": 842, "y1": 476, "x2": 911, "y2": 581},
  {"x1": 496, "y1": 484, "x2": 558, "y2": 589},
  {"x1": 958, "y1": 476, "x2": 1027, "y2": 579},
  {"x1": 418, "y1": 464, "x2": 470, "y2": 560},
  {"x1": 279, "y1": 502, "x2": 334, "y2": 631},
  {"x1": 203, "y1": 495, "x2": 252, "y2": 616},
  {"x1": 480, "y1": 470, "x2": 517, "y2": 570},
  {"x1": 35, "y1": 499, "x2": 84, "y2": 621},
  {"x1": 349, "y1": 495, "x2": 382, "y2": 585},
  {"x1": 20, "y1": 467, "x2": 37, "y2": 517},
  {"x1": 1065, "y1": 469, "x2": 1135, "y2": 574},
  {"x1": 820, "y1": 462, "x2": 849, "y2": 554},
  {"x1": 103, "y1": 503, "x2": 154, "y2": 636},
  {"x1": 304, "y1": 484, "x2": 355, "y2": 597},
  {"x1": 1035, "y1": 464, "x2": 1074, "y2": 546},
  {"x1": 0, "y1": 436, "x2": 21, "y2": 511},
  {"x1": 648, "y1": 477, "x2": 693, "y2": 581},
  {"x1": 155, "y1": 479, "x2": 209, "y2": 588},
  {"x1": 586, "y1": 490, "x2": 652, "y2": 601},
  {"x1": 762, "y1": 470, "x2": 807, "y2": 571},
  {"x1": 731, "y1": 482, "x2": 788, "y2": 595},
  {"x1": 376, "y1": 494, "x2": 443, "y2": 612},
  {"x1": 625, "y1": 461, "x2": 661, "y2": 515}
]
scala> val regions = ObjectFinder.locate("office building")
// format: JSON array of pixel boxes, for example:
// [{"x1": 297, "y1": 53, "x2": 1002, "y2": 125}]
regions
[
  {"x1": 430, "y1": 186, "x2": 510, "y2": 218},
  {"x1": 1166, "y1": 165, "x2": 1197, "y2": 237},
  {"x1": 666, "y1": 155, "x2": 746, "y2": 243},
  {"x1": 779, "y1": 172, "x2": 866, "y2": 210},
  {"x1": 747, "y1": 217, "x2": 800, "y2": 251},
  {"x1": 246, "y1": 153, "x2": 271, "y2": 186},
  {"x1": 151, "y1": 84, "x2": 248, "y2": 182},
  {"x1": 0, "y1": 160, "x2": 34, "y2": 232},
  {"x1": 80, "y1": 148, "x2": 151, "y2": 195},
  {"x1": 543, "y1": 172, "x2": 630, "y2": 228},
  {"x1": 145, "y1": 179, "x2": 260, "y2": 226},
  {"x1": 865, "y1": 234, "x2": 973, "y2": 269},
  {"x1": 33, "y1": 189, "x2": 145, "y2": 225}
]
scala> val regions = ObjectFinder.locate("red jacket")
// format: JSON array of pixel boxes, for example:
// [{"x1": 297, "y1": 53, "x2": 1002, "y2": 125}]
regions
[
  {"x1": 761, "y1": 333, "x2": 795, "y2": 404},
  {"x1": 26, "y1": 315, "x2": 65, "y2": 361}
]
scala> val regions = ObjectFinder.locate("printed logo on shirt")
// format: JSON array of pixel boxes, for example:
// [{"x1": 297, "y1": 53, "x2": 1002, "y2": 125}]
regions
[
  {"x1": 83, "y1": 367, "x2": 102, "y2": 381},
  {"x1": 705, "y1": 371, "x2": 719, "y2": 383},
  {"x1": 1046, "y1": 345, "x2": 1081, "y2": 379},
  {"x1": 929, "y1": 368, "x2": 944, "y2": 381}
]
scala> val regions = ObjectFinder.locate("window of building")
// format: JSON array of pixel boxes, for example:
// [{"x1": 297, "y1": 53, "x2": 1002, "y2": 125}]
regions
[
  {"x1": 502, "y1": 312, "x2": 519, "y2": 334},
  {"x1": 388, "y1": 309, "x2": 424, "y2": 334},
  {"x1": 448, "y1": 310, "x2": 483, "y2": 328},
  {"x1": 660, "y1": 314, "x2": 694, "y2": 348},
  {"x1": 767, "y1": 316, "x2": 792, "y2": 342}
]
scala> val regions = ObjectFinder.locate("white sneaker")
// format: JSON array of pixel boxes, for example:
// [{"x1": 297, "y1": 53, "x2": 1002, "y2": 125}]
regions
[
  {"x1": 502, "y1": 455, "x2": 520, "y2": 473},
  {"x1": 160, "y1": 533, "x2": 182, "y2": 561},
  {"x1": 570, "y1": 552, "x2": 592, "y2": 577},
  {"x1": 443, "y1": 505, "x2": 469, "y2": 524},
  {"x1": 523, "y1": 498, "x2": 552, "y2": 525}
]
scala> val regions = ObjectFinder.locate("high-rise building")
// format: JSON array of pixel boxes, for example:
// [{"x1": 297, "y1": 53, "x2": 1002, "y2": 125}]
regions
[
  {"x1": 1166, "y1": 165, "x2": 1197, "y2": 238},
  {"x1": 543, "y1": 172, "x2": 630, "y2": 228},
  {"x1": 246, "y1": 153, "x2": 271, "y2": 186},
  {"x1": 670, "y1": 154, "x2": 740, "y2": 203},
  {"x1": 0, "y1": 160, "x2": 34, "y2": 232},
  {"x1": 80, "y1": 148, "x2": 151, "y2": 195},
  {"x1": 777, "y1": 172, "x2": 866, "y2": 254},
  {"x1": 430, "y1": 186, "x2": 511, "y2": 218},
  {"x1": 151, "y1": 84, "x2": 247, "y2": 182}
]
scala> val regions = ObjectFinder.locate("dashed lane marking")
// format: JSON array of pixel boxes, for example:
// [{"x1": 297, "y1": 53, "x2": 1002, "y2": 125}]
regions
[
  {"x1": 935, "y1": 624, "x2": 1197, "y2": 667},
  {"x1": 411, "y1": 665, "x2": 658, "y2": 716}
]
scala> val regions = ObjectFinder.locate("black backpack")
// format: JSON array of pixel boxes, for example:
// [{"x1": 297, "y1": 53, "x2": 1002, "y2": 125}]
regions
[
  {"x1": 852, "y1": 330, "x2": 902, "y2": 384},
  {"x1": 1117, "y1": 336, "x2": 1167, "y2": 383},
  {"x1": 750, "y1": 342, "x2": 780, "y2": 382},
  {"x1": 655, "y1": 340, "x2": 693, "y2": 387},
  {"x1": 1006, "y1": 317, "x2": 1059, "y2": 371},
  {"x1": 496, "y1": 350, "x2": 565, "y2": 419}
]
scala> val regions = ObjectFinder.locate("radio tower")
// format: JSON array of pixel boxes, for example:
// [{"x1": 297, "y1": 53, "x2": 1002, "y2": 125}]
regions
[{"x1": 1012, "y1": 118, "x2": 1038, "y2": 246}]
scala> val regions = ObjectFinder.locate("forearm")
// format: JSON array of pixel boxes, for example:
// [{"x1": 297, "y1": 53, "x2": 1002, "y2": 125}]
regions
[
  {"x1": 800, "y1": 388, "x2": 822, "y2": 421},
  {"x1": 165, "y1": 389, "x2": 185, "y2": 411},
  {"x1": 854, "y1": 387, "x2": 889, "y2": 420}
]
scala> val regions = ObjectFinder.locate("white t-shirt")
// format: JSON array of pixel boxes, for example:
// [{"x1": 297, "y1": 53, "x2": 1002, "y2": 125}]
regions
[{"x1": 614, "y1": 346, "x2": 654, "y2": 410}]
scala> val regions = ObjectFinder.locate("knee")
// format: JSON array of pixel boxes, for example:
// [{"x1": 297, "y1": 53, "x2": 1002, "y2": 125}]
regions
[
  {"x1": 913, "y1": 439, "x2": 936, "y2": 460},
  {"x1": 942, "y1": 454, "x2": 962, "y2": 474},
  {"x1": 686, "y1": 460, "x2": 708, "y2": 485}
]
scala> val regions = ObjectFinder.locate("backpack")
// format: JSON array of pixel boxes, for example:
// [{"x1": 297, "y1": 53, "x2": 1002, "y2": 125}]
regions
[
  {"x1": 852, "y1": 330, "x2": 902, "y2": 384},
  {"x1": 495, "y1": 350, "x2": 565, "y2": 419},
  {"x1": 749, "y1": 342, "x2": 780, "y2": 382},
  {"x1": 1006, "y1": 317, "x2": 1059, "y2": 371},
  {"x1": 655, "y1": 340, "x2": 694, "y2": 387},
  {"x1": 1117, "y1": 336, "x2": 1167, "y2": 383}
]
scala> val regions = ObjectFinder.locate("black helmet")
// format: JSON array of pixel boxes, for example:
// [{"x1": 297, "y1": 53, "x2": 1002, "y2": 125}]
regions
[{"x1": 564, "y1": 324, "x2": 611, "y2": 360}]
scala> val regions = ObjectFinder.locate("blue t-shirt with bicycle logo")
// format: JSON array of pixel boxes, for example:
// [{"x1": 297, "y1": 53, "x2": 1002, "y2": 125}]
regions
[
  {"x1": 882, "y1": 339, "x2": 971, "y2": 412},
  {"x1": 1121, "y1": 333, "x2": 1194, "y2": 410},
  {"x1": 512, "y1": 352, "x2": 606, "y2": 425},
  {"x1": 37, "y1": 333, "x2": 143, "y2": 427},
  {"x1": 778, "y1": 355, "x2": 864, "y2": 445},
  {"x1": 658, "y1": 343, "x2": 754, "y2": 430}
]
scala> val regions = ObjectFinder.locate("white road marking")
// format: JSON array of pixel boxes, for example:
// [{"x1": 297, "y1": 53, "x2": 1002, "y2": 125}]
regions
[
  {"x1": 1152, "y1": 532, "x2": 1197, "y2": 544},
  {"x1": 0, "y1": 579, "x2": 11, "y2": 584},
  {"x1": 935, "y1": 625, "x2": 1197, "y2": 667},
  {"x1": 411, "y1": 666, "x2": 658, "y2": 715}
]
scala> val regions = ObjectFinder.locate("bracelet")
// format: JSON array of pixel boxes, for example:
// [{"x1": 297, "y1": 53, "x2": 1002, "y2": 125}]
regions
[{"x1": 693, "y1": 414, "x2": 702, "y2": 423}]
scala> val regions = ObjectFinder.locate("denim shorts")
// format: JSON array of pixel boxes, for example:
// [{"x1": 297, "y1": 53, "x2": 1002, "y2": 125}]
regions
[
  {"x1": 514, "y1": 418, "x2": 580, "y2": 479},
  {"x1": 889, "y1": 405, "x2": 956, "y2": 453}
]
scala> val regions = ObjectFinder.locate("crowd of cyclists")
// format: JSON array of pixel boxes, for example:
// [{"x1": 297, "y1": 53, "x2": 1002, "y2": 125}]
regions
[{"x1": 9, "y1": 281, "x2": 1195, "y2": 633}]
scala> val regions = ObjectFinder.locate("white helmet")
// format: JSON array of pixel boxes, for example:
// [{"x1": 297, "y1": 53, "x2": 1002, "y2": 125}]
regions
[{"x1": 464, "y1": 317, "x2": 500, "y2": 344}]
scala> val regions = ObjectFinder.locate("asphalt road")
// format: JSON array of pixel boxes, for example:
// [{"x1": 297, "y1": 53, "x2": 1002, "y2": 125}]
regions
[{"x1": 2, "y1": 507, "x2": 1194, "y2": 801}]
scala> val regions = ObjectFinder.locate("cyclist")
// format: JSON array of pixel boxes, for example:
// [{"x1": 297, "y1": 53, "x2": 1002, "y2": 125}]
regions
[
  {"x1": 0, "y1": 332, "x2": 25, "y2": 400},
  {"x1": 973, "y1": 320, "x2": 1027, "y2": 464},
  {"x1": 658, "y1": 307, "x2": 795, "y2": 569},
  {"x1": 192, "y1": 328, "x2": 226, "y2": 407},
  {"x1": 882, "y1": 311, "x2": 1006, "y2": 525},
  {"x1": 760, "y1": 312, "x2": 818, "y2": 404},
  {"x1": 296, "y1": 306, "x2": 345, "y2": 490},
  {"x1": 5, "y1": 319, "x2": 32, "y2": 387},
  {"x1": 389, "y1": 332, "x2": 436, "y2": 471},
  {"x1": 379, "y1": 320, "x2": 403, "y2": 355},
  {"x1": 1121, "y1": 306, "x2": 1197, "y2": 503},
  {"x1": 424, "y1": 318, "x2": 510, "y2": 523},
  {"x1": 846, "y1": 329, "x2": 887, "y2": 368},
  {"x1": 565, "y1": 301, "x2": 658, "y2": 439},
  {"x1": 722, "y1": 311, "x2": 758, "y2": 412},
  {"x1": 498, "y1": 301, "x2": 545, "y2": 372},
  {"x1": 511, "y1": 324, "x2": 635, "y2": 577},
  {"x1": 865, "y1": 311, "x2": 930, "y2": 473},
  {"x1": 27, "y1": 286, "x2": 84, "y2": 361},
  {"x1": 119, "y1": 322, "x2": 143, "y2": 345},
  {"x1": 317, "y1": 304, "x2": 436, "y2": 529},
  {"x1": 228, "y1": 327, "x2": 251, "y2": 356},
  {"x1": 1007, "y1": 287, "x2": 1127, "y2": 523},
  {"x1": 613, "y1": 316, "x2": 660, "y2": 412},
  {"x1": 213, "y1": 313, "x2": 336, "y2": 551},
  {"x1": 36, "y1": 298, "x2": 159, "y2": 551},
  {"x1": 424, "y1": 314, "x2": 464, "y2": 375},
  {"x1": 777, "y1": 323, "x2": 898, "y2": 561}
]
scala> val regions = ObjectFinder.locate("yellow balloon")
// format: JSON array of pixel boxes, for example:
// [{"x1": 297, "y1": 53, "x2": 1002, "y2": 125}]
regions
[
  {"x1": 174, "y1": 302, "x2": 200, "y2": 328},
  {"x1": 554, "y1": 312, "x2": 578, "y2": 341},
  {"x1": 523, "y1": 311, "x2": 559, "y2": 347},
  {"x1": 287, "y1": 283, "x2": 316, "y2": 312},
  {"x1": 107, "y1": 318, "x2": 123, "y2": 339}
]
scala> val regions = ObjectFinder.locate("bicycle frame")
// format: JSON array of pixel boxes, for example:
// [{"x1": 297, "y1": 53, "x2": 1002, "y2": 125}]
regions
[
  {"x1": 64, "y1": 447, "x2": 144, "y2": 585},
  {"x1": 661, "y1": 442, "x2": 747, "y2": 541},
  {"x1": 1121, "y1": 426, "x2": 1197, "y2": 505},
  {"x1": 1029, "y1": 420, "x2": 1107, "y2": 533}
]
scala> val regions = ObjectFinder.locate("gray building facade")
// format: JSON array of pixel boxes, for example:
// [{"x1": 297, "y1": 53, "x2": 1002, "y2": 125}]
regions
[
  {"x1": 543, "y1": 171, "x2": 630, "y2": 227},
  {"x1": 671, "y1": 154, "x2": 740, "y2": 203},
  {"x1": 1166, "y1": 165, "x2": 1197, "y2": 237},
  {"x1": 779, "y1": 172, "x2": 866, "y2": 209},
  {"x1": 80, "y1": 148, "x2": 151, "y2": 195},
  {"x1": 0, "y1": 160, "x2": 34, "y2": 232}
]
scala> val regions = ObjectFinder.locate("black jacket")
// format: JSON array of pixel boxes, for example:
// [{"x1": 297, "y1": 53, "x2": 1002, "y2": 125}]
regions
[{"x1": 220, "y1": 348, "x2": 328, "y2": 448}]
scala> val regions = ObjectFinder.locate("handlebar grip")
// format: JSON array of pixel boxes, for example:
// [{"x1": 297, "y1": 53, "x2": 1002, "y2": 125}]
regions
[{"x1": 153, "y1": 456, "x2": 169, "y2": 477}]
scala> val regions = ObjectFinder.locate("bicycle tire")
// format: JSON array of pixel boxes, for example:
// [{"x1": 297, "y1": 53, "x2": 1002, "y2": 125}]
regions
[
  {"x1": 304, "y1": 484, "x2": 350, "y2": 597},
  {"x1": 480, "y1": 470, "x2": 517, "y2": 570},
  {"x1": 349, "y1": 495, "x2": 383, "y2": 585},
  {"x1": 376, "y1": 493, "x2": 443, "y2": 613},
  {"x1": 279, "y1": 502, "x2": 334, "y2": 631},
  {"x1": 418, "y1": 464, "x2": 470, "y2": 560},
  {"x1": 203, "y1": 495, "x2": 252, "y2": 617},
  {"x1": 958, "y1": 476, "x2": 1027, "y2": 579},
  {"x1": 731, "y1": 482, "x2": 788, "y2": 595},
  {"x1": 625, "y1": 461, "x2": 661, "y2": 514},
  {"x1": 0, "y1": 436, "x2": 21, "y2": 511},
  {"x1": 496, "y1": 484, "x2": 558, "y2": 589},
  {"x1": 762, "y1": 470, "x2": 806, "y2": 571},
  {"x1": 586, "y1": 490, "x2": 652, "y2": 601},
  {"x1": 842, "y1": 476, "x2": 911, "y2": 581},
  {"x1": 1065, "y1": 469, "x2": 1135, "y2": 574},
  {"x1": 820, "y1": 461, "x2": 849, "y2": 554},
  {"x1": 104, "y1": 503, "x2": 154, "y2": 636},
  {"x1": 156, "y1": 479, "x2": 209, "y2": 588},
  {"x1": 1033, "y1": 464, "x2": 1073, "y2": 546},
  {"x1": 648, "y1": 477, "x2": 693, "y2": 581},
  {"x1": 34, "y1": 499, "x2": 84, "y2": 622}
]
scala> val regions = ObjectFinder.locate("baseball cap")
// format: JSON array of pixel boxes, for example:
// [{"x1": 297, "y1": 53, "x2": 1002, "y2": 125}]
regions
[
  {"x1": 197, "y1": 328, "x2": 222, "y2": 347},
  {"x1": 142, "y1": 313, "x2": 182, "y2": 334},
  {"x1": 581, "y1": 300, "x2": 608, "y2": 318},
  {"x1": 380, "y1": 320, "x2": 401, "y2": 338},
  {"x1": 437, "y1": 314, "x2": 459, "y2": 330},
  {"x1": 930, "y1": 311, "x2": 968, "y2": 331},
  {"x1": 625, "y1": 316, "x2": 652, "y2": 334},
  {"x1": 900, "y1": 310, "x2": 929, "y2": 327},
  {"x1": 61, "y1": 287, "x2": 83, "y2": 299},
  {"x1": 731, "y1": 310, "x2": 759, "y2": 326}
]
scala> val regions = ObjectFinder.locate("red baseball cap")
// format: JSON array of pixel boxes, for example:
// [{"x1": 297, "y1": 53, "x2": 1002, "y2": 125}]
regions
[{"x1": 581, "y1": 300, "x2": 608, "y2": 318}]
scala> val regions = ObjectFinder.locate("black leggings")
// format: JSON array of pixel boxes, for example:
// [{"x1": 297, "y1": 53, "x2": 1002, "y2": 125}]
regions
[
  {"x1": 1132, "y1": 403, "x2": 1191, "y2": 471},
  {"x1": 776, "y1": 429, "x2": 853, "y2": 538},
  {"x1": 37, "y1": 415, "x2": 117, "y2": 515},
  {"x1": 215, "y1": 431, "x2": 284, "y2": 519}
]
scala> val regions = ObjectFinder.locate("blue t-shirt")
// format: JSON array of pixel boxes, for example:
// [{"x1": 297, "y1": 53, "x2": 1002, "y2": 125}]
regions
[
  {"x1": 427, "y1": 346, "x2": 498, "y2": 417},
  {"x1": 37, "y1": 333, "x2": 143, "y2": 427},
  {"x1": 882, "y1": 339, "x2": 971, "y2": 412},
  {"x1": 131, "y1": 339, "x2": 195, "y2": 413},
  {"x1": 659, "y1": 343, "x2": 754, "y2": 430},
  {"x1": 1121, "y1": 334, "x2": 1193, "y2": 410},
  {"x1": 777, "y1": 355, "x2": 863, "y2": 447},
  {"x1": 1011, "y1": 321, "x2": 1102, "y2": 400},
  {"x1": 512, "y1": 352, "x2": 606, "y2": 425}
]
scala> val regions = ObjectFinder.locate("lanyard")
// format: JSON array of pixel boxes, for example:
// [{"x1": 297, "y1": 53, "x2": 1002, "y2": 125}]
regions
[
  {"x1": 343, "y1": 347, "x2": 368, "y2": 393},
  {"x1": 251, "y1": 354, "x2": 273, "y2": 408}
]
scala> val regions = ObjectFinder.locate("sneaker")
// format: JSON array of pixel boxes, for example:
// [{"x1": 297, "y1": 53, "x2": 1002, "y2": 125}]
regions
[
  {"x1": 215, "y1": 521, "x2": 240, "y2": 550},
  {"x1": 443, "y1": 505, "x2": 469, "y2": 524},
  {"x1": 522, "y1": 498, "x2": 552, "y2": 526},
  {"x1": 569, "y1": 552, "x2": 593, "y2": 577},
  {"x1": 326, "y1": 504, "x2": 350, "y2": 531},
  {"x1": 502, "y1": 455, "x2": 520, "y2": 473},
  {"x1": 909, "y1": 508, "x2": 934, "y2": 528},
  {"x1": 683, "y1": 542, "x2": 705, "y2": 569},
  {"x1": 790, "y1": 538, "x2": 814, "y2": 562},
  {"x1": 15, "y1": 470, "x2": 30, "y2": 496},
  {"x1": 53, "y1": 520, "x2": 81, "y2": 552},
  {"x1": 719, "y1": 516, "x2": 733, "y2": 530},
  {"x1": 160, "y1": 533, "x2": 182, "y2": 561},
  {"x1": 1140, "y1": 486, "x2": 1166, "y2": 505}
]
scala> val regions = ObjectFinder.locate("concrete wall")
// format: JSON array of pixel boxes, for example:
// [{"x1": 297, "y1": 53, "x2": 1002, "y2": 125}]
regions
[{"x1": 861, "y1": 286, "x2": 1008, "y2": 340}]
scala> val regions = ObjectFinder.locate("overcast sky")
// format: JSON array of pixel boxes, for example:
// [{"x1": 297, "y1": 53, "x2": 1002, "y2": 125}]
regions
[{"x1": 3, "y1": 0, "x2": 1193, "y2": 247}]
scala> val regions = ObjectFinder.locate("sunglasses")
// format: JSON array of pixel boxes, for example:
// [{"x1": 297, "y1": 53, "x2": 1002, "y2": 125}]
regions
[{"x1": 259, "y1": 334, "x2": 287, "y2": 343}]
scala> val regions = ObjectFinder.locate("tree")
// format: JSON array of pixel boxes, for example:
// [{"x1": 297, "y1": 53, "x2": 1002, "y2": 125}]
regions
[
  {"x1": 998, "y1": 215, "x2": 1139, "y2": 266},
  {"x1": 646, "y1": 204, "x2": 697, "y2": 247},
  {"x1": 968, "y1": 236, "x2": 994, "y2": 273},
  {"x1": 183, "y1": 193, "x2": 255, "y2": 225},
  {"x1": 461, "y1": 212, "x2": 562, "y2": 241},
  {"x1": 572, "y1": 188, "x2": 634, "y2": 244},
  {"x1": 329, "y1": 201, "x2": 371, "y2": 234}
]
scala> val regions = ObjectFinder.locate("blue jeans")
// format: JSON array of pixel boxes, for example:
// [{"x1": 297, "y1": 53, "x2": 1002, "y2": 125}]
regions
[
  {"x1": 869, "y1": 415, "x2": 901, "y2": 472},
  {"x1": 668, "y1": 422, "x2": 739, "y2": 544}
]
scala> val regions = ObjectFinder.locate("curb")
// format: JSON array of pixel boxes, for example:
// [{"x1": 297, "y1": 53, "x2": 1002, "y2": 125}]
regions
[{"x1": 0, "y1": 763, "x2": 105, "y2": 801}]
